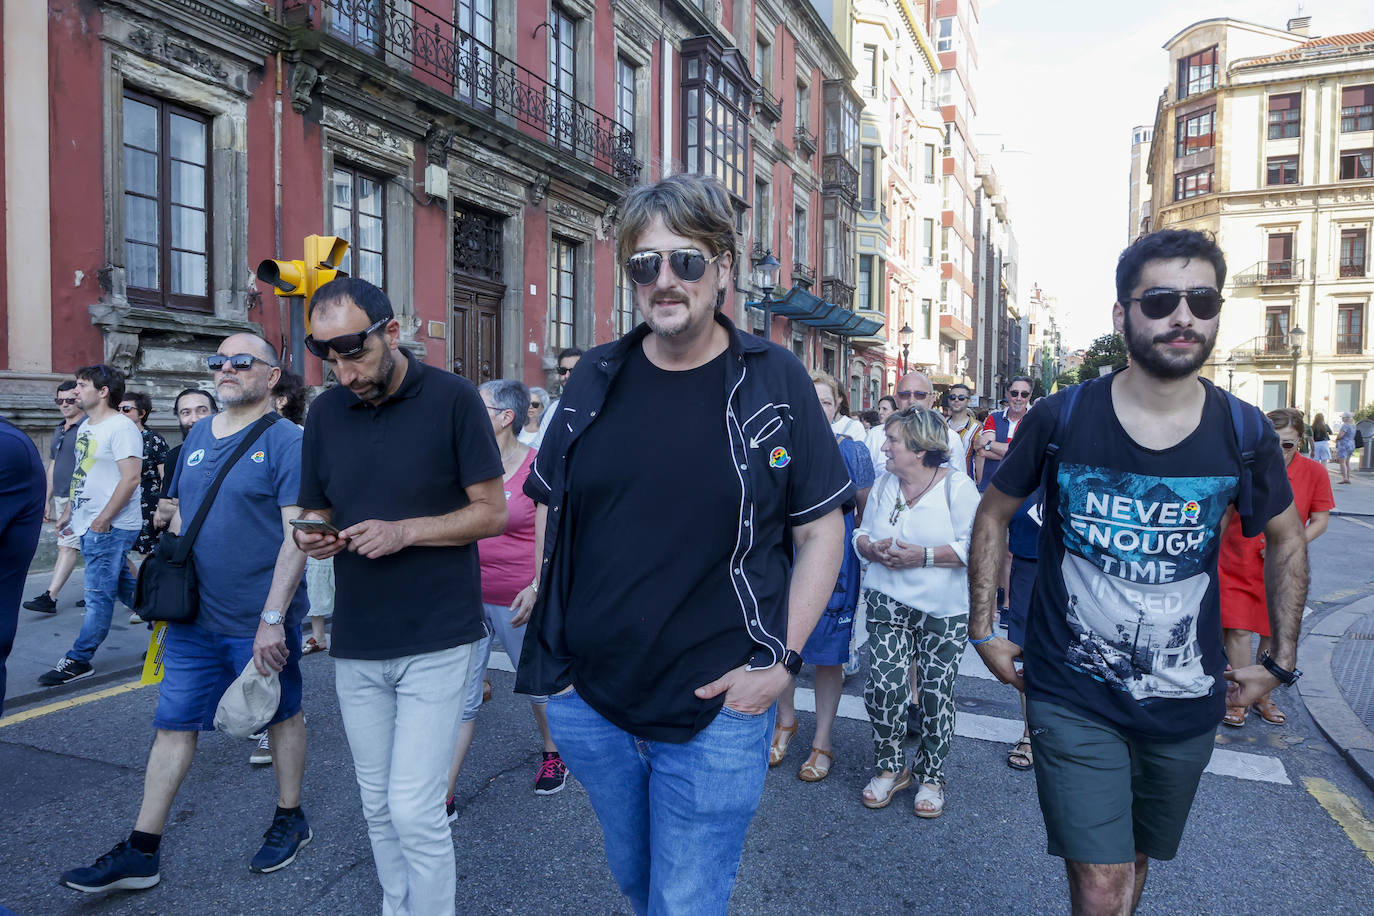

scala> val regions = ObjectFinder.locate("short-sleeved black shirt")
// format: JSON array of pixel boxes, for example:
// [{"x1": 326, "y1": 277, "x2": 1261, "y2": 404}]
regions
[
  {"x1": 297, "y1": 350, "x2": 504, "y2": 660},
  {"x1": 991, "y1": 374, "x2": 1292, "y2": 740}
]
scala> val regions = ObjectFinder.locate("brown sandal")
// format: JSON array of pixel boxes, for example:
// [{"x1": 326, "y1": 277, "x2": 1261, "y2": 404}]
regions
[
  {"x1": 769, "y1": 721, "x2": 798, "y2": 767},
  {"x1": 798, "y1": 747, "x2": 833, "y2": 782},
  {"x1": 1223, "y1": 705, "x2": 1247, "y2": 727},
  {"x1": 1252, "y1": 698, "x2": 1286, "y2": 725}
]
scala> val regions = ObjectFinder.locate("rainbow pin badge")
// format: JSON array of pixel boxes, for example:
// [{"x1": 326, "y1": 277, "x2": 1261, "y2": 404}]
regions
[
  {"x1": 769, "y1": 446, "x2": 791, "y2": 468},
  {"x1": 1182, "y1": 500, "x2": 1201, "y2": 524},
  {"x1": 250, "y1": 450, "x2": 266, "y2": 464}
]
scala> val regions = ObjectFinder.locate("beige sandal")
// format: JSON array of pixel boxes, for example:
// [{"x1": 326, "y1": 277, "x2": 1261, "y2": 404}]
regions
[
  {"x1": 769, "y1": 721, "x2": 798, "y2": 767},
  {"x1": 861, "y1": 769, "x2": 912, "y2": 809},
  {"x1": 914, "y1": 782, "x2": 945, "y2": 818},
  {"x1": 798, "y1": 747, "x2": 833, "y2": 782}
]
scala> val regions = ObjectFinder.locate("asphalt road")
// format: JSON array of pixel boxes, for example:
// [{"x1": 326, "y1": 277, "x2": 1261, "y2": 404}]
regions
[{"x1": 3, "y1": 482, "x2": 1373, "y2": 914}]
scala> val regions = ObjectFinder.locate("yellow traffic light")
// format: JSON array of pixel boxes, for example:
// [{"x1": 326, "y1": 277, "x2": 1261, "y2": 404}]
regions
[
  {"x1": 256, "y1": 235, "x2": 351, "y2": 333},
  {"x1": 256, "y1": 258, "x2": 307, "y2": 295}
]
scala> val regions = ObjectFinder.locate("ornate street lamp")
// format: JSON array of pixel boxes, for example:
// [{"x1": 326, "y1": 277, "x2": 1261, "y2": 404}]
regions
[
  {"x1": 898, "y1": 322, "x2": 914, "y2": 374},
  {"x1": 749, "y1": 252, "x2": 781, "y2": 339},
  {"x1": 1288, "y1": 326, "x2": 1305, "y2": 408},
  {"x1": 1225, "y1": 353, "x2": 1236, "y2": 393}
]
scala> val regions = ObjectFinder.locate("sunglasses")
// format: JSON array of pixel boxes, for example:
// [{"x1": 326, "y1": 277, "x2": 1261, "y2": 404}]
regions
[
  {"x1": 305, "y1": 317, "x2": 391, "y2": 360},
  {"x1": 556, "y1": 366, "x2": 573, "y2": 376},
  {"x1": 1126, "y1": 287, "x2": 1224, "y2": 321},
  {"x1": 625, "y1": 248, "x2": 722, "y2": 286},
  {"x1": 947, "y1": 394, "x2": 968, "y2": 401},
  {"x1": 530, "y1": 401, "x2": 543, "y2": 409},
  {"x1": 895, "y1": 390, "x2": 930, "y2": 400},
  {"x1": 1281, "y1": 441, "x2": 1297, "y2": 450},
  {"x1": 1008, "y1": 390, "x2": 1031, "y2": 399},
  {"x1": 118, "y1": 405, "x2": 138, "y2": 413},
  {"x1": 207, "y1": 353, "x2": 274, "y2": 372},
  {"x1": 55, "y1": 397, "x2": 77, "y2": 406}
]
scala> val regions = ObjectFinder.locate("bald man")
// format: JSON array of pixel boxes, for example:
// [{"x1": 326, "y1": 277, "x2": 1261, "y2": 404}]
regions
[
  {"x1": 891, "y1": 371, "x2": 964, "y2": 468},
  {"x1": 60, "y1": 332, "x2": 313, "y2": 893}
]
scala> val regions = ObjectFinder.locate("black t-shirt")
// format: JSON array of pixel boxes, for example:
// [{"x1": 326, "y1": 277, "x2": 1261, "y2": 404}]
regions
[
  {"x1": 991, "y1": 375, "x2": 1292, "y2": 740},
  {"x1": 563, "y1": 346, "x2": 748, "y2": 741},
  {"x1": 297, "y1": 351, "x2": 504, "y2": 660}
]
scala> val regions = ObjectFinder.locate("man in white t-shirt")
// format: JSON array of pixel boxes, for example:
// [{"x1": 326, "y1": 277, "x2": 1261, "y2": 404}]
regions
[{"x1": 39, "y1": 364, "x2": 143, "y2": 686}]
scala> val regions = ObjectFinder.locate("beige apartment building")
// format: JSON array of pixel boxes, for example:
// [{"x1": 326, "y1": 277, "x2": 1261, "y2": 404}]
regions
[{"x1": 1146, "y1": 17, "x2": 1374, "y2": 417}]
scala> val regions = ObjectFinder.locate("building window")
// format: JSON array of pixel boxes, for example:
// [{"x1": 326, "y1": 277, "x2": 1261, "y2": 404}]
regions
[
  {"x1": 922, "y1": 218, "x2": 935, "y2": 267},
  {"x1": 122, "y1": 91, "x2": 211, "y2": 312},
  {"x1": 1178, "y1": 46, "x2": 1217, "y2": 98},
  {"x1": 615, "y1": 57, "x2": 636, "y2": 132},
  {"x1": 796, "y1": 80, "x2": 810, "y2": 129},
  {"x1": 1262, "y1": 380, "x2": 1288, "y2": 411},
  {"x1": 754, "y1": 34, "x2": 772, "y2": 92},
  {"x1": 1175, "y1": 108, "x2": 1215, "y2": 157},
  {"x1": 857, "y1": 256, "x2": 872, "y2": 311},
  {"x1": 456, "y1": 0, "x2": 494, "y2": 109},
  {"x1": 329, "y1": 0, "x2": 381, "y2": 52},
  {"x1": 1341, "y1": 229, "x2": 1368, "y2": 278},
  {"x1": 1341, "y1": 85, "x2": 1373, "y2": 133},
  {"x1": 860, "y1": 146, "x2": 877, "y2": 210},
  {"x1": 924, "y1": 144, "x2": 937, "y2": 183},
  {"x1": 1337, "y1": 303, "x2": 1364, "y2": 354},
  {"x1": 754, "y1": 178, "x2": 771, "y2": 251},
  {"x1": 1335, "y1": 379, "x2": 1363, "y2": 413},
  {"x1": 922, "y1": 298, "x2": 933, "y2": 338},
  {"x1": 1267, "y1": 233, "x2": 1294, "y2": 278},
  {"x1": 549, "y1": 237, "x2": 577, "y2": 349},
  {"x1": 1264, "y1": 305, "x2": 1291, "y2": 352},
  {"x1": 824, "y1": 81, "x2": 859, "y2": 164},
  {"x1": 682, "y1": 39, "x2": 751, "y2": 201},
  {"x1": 937, "y1": 18, "x2": 954, "y2": 53},
  {"x1": 1266, "y1": 155, "x2": 1299, "y2": 186},
  {"x1": 860, "y1": 45, "x2": 877, "y2": 97},
  {"x1": 822, "y1": 347, "x2": 835, "y2": 376},
  {"x1": 794, "y1": 204, "x2": 808, "y2": 267},
  {"x1": 1267, "y1": 93, "x2": 1301, "y2": 140},
  {"x1": 615, "y1": 271, "x2": 636, "y2": 337},
  {"x1": 1340, "y1": 149, "x2": 1373, "y2": 181},
  {"x1": 331, "y1": 166, "x2": 385, "y2": 287},
  {"x1": 548, "y1": 6, "x2": 577, "y2": 151},
  {"x1": 1173, "y1": 168, "x2": 1212, "y2": 201}
]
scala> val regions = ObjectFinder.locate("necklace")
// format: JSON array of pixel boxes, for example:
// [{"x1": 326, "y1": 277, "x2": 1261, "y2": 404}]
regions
[{"x1": 889, "y1": 470, "x2": 940, "y2": 525}]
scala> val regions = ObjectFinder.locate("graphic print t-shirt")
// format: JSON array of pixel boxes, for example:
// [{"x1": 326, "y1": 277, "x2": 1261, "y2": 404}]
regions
[
  {"x1": 69, "y1": 414, "x2": 145, "y2": 535},
  {"x1": 991, "y1": 376, "x2": 1292, "y2": 739}
]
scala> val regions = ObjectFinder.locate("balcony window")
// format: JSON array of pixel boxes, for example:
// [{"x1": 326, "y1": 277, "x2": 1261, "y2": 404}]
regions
[
  {"x1": 937, "y1": 18, "x2": 954, "y2": 53},
  {"x1": 1264, "y1": 305, "x2": 1291, "y2": 352},
  {"x1": 754, "y1": 178, "x2": 771, "y2": 251},
  {"x1": 331, "y1": 165, "x2": 385, "y2": 287},
  {"x1": 616, "y1": 57, "x2": 636, "y2": 133},
  {"x1": 1178, "y1": 46, "x2": 1217, "y2": 98},
  {"x1": 456, "y1": 0, "x2": 494, "y2": 109},
  {"x1": 682, "y1": 38, "x2": 751, "y2": 201},
  {"x1": 1338, "y1": 303, "x2": 1364, "y2": 354},
  {"x1": 1341, "y1": 229, "x2": 1367, "y2": 278},
  {"x1": 1267, "y1": 93, "x2": 1301, "y2": 140},
  {"x1": 755, "y1": 35, "x2": 773, "y2": 92},
  {"x1": 923, "y1": 218, "x2": 934, "y2": 267},
  {"x1": 924, "y1": 144, "x2": 937, "y2": 183},
  {"x1": 329, "y1": 0, "x2": 381, "y2": 53},
  {"x1": 922, "y1": 298, "x2": 933, "y2": 338},
  {"x1": 796, "y1": 80, "x2": 810, "y2": 129},
  {"x1": 615, "y1": 271, "x2": 635, "y2": 337},
  {"x1": 860, "y1": 45, "x2": 877, "y2": 98},
  {"x1": 860, "y1": 146, "x2": 877, "y2": 210},
  {"x1": 1267, "y1": 233, "x2": 1294, "y2": 279},
  {"x1": 1175, "y1": 108, "x2": 1215, "y2": 157},
  {"x1": 857, "y1": 256, "x2": 872, "y2": 312},
  {"x1": 1173, "y1": 168, "x2": 1212, "y2": 201},
  {"x1": 549, "y1": 237, "x2": 578, "y2": 349},
  {"x1": 1266, "y1": 155, "x2": 1299, "y2": 186},
  {"x1": 1340, "y1": 149, "x2": 1373, "y2": 181},
  {"x1": 1341, "y1": 85, "x2": 1373, "y2": 133},
  {"x1": 548, "y1": 7, "x2": 577, "y2": 151},
  {"x1": 794, "y1": 203, "x2": 808, "y2": 267},
  {"x1": 823, "y1": 81, "x2": 859, "y2": 167},
  {"x1": 122, "y1": 92, "x2": 211, "y2": 312}
]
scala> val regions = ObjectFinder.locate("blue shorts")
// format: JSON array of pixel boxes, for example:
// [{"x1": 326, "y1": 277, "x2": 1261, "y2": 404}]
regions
[
  {"x1": 153, "y1": 622, "x2": 303, "y2": 731},
  {"x1": 801, "y1": 606, "x2": 854, "y2": 666}
]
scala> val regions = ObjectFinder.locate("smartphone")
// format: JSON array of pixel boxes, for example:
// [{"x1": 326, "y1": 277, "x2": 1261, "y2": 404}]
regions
[{"x1": 290, "y1": 518, "x2": 341, "y2": 536}]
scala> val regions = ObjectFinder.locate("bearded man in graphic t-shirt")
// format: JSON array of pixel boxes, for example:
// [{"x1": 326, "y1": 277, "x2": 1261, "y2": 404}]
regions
[{"x1": 968, "y1": 229, "x2": 1306, "y2": 915}]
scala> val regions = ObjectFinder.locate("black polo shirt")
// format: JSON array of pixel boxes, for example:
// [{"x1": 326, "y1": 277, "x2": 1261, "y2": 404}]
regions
[{"x1": 298, "y1": 349, "x2": 503, "y2": 660}]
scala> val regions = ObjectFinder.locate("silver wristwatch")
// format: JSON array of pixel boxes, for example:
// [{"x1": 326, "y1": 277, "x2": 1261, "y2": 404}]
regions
[{"x1": 260, "y1": 609, "x2": 285, "y2": 626}]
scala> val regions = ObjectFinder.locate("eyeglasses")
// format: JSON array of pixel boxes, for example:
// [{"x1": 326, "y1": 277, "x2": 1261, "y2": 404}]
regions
[
  {"x1": 947, "y1": 394, "x2": 968, "y2": 401},
  {"x1": 1126, "y1": 287, "x2": 1224, "y2": 321},
  {"x1": 1008, "y1": 390, "x2": 1032, "y2": 399},
  {"x1": 305, "y1": 317, "x2": 391, "y2": 360},
  {"x1": 625, "y1": 248, "x2": 722, "y2": 286},
  {"x1": 54, "y1": 397, "x2": 77, "y2": 406},
  {"x1": 207, "y1": 353, "x2": 275, "y2": 372}
]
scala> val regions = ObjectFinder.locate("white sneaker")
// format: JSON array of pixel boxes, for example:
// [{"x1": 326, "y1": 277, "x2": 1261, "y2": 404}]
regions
[
  {"x1": 129, "y1": 612, "x2": 143, "y2": 624},
  {"x1": 250, "y1": 733, "x2": 272, "y2": 766}
]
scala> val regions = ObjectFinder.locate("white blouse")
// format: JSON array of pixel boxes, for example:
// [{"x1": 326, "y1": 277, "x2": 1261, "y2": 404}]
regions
[{"x1": 854, "y1": 469, "x2": 980, "y2": 618}]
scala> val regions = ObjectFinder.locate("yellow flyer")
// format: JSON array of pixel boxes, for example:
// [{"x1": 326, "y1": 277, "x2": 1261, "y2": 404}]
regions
[{"x1": 141, "y1": 621, "x2": 169, "y2": 685}]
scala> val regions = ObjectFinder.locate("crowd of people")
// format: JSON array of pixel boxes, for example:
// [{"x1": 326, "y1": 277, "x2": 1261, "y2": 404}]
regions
[{"x1": 0, "y1": 173, "x2": 1343, "y2": 916}]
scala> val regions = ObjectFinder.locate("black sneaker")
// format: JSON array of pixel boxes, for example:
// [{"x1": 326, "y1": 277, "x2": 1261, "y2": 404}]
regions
[
  {"x1": 38, "y1": 657, "x2": 93, "y2": 687},
  {"x1": 23, "y1": 591, "x2": 57, "y2": 614},
  {"x1": 59, "y1": 841, "x2": 160, "y2": 893},
  {"x1": 534, "y1": 752, "x2": 568, "y2": 795},
  {"x1": 249, "y1": 809, "x2": 312, "y2": 873}
]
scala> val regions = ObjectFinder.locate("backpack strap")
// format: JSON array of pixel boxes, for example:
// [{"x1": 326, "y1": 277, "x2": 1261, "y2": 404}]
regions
[{"x1": 1222, "y1": 388, "x2": 1261, "y2": 520}]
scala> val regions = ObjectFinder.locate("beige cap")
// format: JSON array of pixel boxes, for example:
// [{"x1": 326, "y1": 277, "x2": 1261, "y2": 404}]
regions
[{"x1": 213, "y1": 660, "x2": 281, "y2": 738}]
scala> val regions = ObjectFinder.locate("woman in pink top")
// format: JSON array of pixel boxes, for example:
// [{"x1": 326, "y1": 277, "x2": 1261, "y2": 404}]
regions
[{"x1": 445, "y1": 380, "x2": 562, "y2": 820}]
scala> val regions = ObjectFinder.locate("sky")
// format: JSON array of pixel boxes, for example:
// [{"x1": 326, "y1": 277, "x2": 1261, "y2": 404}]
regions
[{"x1": 975, "y1": 1, "x2": 1371, "y2": 351}]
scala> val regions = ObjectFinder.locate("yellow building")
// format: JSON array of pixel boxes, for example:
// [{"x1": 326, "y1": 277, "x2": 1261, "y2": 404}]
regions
[{"x1": 1146, "y1": 17, "x2": 1374, "y2": 416}]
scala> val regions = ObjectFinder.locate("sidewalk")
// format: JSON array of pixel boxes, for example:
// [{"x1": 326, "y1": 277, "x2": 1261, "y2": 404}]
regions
[
  {"x1": 5, "y1": 566, "x2": 153, "y2": 711},
  {"x1": 1298, "y1": 463, "x2": 1374, "y2": 793}
]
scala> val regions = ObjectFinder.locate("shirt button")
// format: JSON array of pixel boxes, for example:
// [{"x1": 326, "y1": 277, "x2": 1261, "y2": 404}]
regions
[
  {"x1": 590, "y1": 411, "x2": 597, "y2": 417},
  {"x1": 750, "y1": 618, "x2": 759, "y2": 626},
  {"x1": 734, "y1": 568, "x2": 742, "y2": 575},
  {"x1": 743, "y1": 520, "x2": 750, "y2": 527}
]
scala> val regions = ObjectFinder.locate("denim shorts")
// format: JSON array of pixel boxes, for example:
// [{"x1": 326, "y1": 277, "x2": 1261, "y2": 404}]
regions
[
  {"x1": 801, "y1": 606, "x2": 855, "y2": 666},
  {"x1": 153, "y1": 622, "x2": 303, "y2": 731},
  {"x1": 1027, "y1": 699, "x2": 1215, "y2": 864}
]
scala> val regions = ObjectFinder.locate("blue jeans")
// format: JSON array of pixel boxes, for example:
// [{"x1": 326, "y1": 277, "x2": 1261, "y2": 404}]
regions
[
  {"x1": 67, "y1": 527, "x2": 139, "y2": 664},
  {"x1": 545, "y1": 689, "x2": 774, "y2": 916}
]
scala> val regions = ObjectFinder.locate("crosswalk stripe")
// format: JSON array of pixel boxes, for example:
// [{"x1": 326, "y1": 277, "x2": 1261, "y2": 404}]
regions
[{"x1": 486, "y1": 649, "x2": 1289, "y2": 785}]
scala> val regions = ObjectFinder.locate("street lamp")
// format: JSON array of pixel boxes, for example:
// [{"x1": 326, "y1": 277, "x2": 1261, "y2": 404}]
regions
[
  {"x1": 898, "y1": 323, "x2": 914, "y2": 373},
  {"x1": 1289, "y1": 325, "x2": 1305, "y2": 408},
  {"x1": 1225, "y1": 354, "x2": 1235, "y2": 393},
  {"x1": 750, "y1": 252, "x2": 781, "y2": 338}
]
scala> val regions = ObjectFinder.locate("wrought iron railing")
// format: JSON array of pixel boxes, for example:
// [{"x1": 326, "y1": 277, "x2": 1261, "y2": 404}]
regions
[
  {"x1": 1234, "y1": 259, "x2": 1304, "y2": 285},
  {"x1": 792, "y1": 261, "x2": 815, "y2": 287},
  {"x1": 289, "y1": 0, "x2": 638, "y2": 182},
  {"x1": 755, "y1": 86, "x2": 782, "y2": 123},
  {"x1": 793, "y1": 123, "x2": 816, "y2": 157},
  {"x1": 1340, "y1": 260, "x2": 1366, "y2": 278},
  {"x1": 1230, "y1": 335, "x2": 1298, "y2": 362},
  {"x1": 1337, "y1": 335, "x2": 1365, "y2": 355}
]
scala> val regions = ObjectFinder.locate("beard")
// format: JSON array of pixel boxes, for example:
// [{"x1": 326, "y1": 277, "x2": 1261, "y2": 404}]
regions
[
  {"x1": 351, "y1": 345, "x2": 397, "y2": 403},
  {"x1": 219, "y1": 375, "x2": 270, "y2": 409},
  {"x1": 1122, "y1": 309, "x2": 1217, "y2": 380}
]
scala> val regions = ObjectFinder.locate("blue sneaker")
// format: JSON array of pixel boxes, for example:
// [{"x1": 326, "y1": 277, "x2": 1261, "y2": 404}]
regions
[
  {"x1": 249, "y1": 810, "x2": 312, "y2": 873},
  {"x1": 60, "y1": 841, "x2": 160, "y2": 893}
]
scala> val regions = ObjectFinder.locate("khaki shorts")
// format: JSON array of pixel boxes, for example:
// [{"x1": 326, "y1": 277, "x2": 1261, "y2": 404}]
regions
[{"x1": 52, "y1": 496, "x2": 80, "y2": 549}]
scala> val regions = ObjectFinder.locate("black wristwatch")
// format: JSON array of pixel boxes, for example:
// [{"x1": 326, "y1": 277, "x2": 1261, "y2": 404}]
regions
[
  {"x1": 781, "y1": 649, "x2": 803, "y2": 676},
  {"x1": 1259, "y1": 651, "x2": 1302, "y2": 687}
]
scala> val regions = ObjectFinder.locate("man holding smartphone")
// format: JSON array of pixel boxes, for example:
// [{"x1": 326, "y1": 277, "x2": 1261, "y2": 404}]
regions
[{"x1": 59, "y1": 333, "x2": 312, "y2": 894}]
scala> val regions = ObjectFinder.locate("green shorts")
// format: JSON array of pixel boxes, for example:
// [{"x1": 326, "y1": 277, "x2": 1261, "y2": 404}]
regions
[{"x1": 1027, "y1": 699, "x2": 1216, "y2": 864}]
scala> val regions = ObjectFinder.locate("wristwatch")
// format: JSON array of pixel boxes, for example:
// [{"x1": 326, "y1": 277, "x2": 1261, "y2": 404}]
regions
[
  {"x1": 781, "y1": 649, "x2": 804, "y2": 676},
  {"x1": 260, "y1": 609, "x2": 285, "y2": 626},
  {"x1": 1259, "y1": 651, "x2": 1302, "y2": 687},
  {"x1": 983, "y1": 442, "x2": 993, "y2": 452}
]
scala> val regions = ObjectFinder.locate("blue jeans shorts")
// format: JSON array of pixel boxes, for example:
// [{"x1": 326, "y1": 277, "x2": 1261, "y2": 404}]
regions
[{"x1": 153, "y1": 622, "x2": 303, "y2": 731}]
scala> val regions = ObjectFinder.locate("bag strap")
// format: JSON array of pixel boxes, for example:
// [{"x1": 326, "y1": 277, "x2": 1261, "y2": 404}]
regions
[
  {"x1": 172, "y1": 412, "x2": 281, "y2": 563},
  {"x1": 1221, "y1": 387, "x2": 1261, "y2": 519}
]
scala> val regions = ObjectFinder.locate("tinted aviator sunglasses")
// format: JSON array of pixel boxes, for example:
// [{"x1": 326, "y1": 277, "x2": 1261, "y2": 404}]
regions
[
  {"x1": 1126, "y1": 287, "x2": 1224, "y2": 321},
  {"x1": 305, "y1": 316, "x2": 391, "y2": 359},
  {"x1": 625, "y1": 248, "x2": 722, "y2": 286},
  {"x1": 207, "y1": 353, "x2": 274, "y2": 372}
]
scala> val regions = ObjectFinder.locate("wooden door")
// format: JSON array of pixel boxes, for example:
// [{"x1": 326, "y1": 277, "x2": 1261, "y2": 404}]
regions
[{"x1": 452, "y1": 278, "x2": 503, "y2": 385}]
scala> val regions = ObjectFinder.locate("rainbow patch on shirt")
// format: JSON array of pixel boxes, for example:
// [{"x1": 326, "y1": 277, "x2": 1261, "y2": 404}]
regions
[
  {"x1": 769, "y1": 446, "x2": 791, "y2": 468},
  {"x1": 1182, "y1": 500, "x2": 1200, "y2": 524},
  {"x1": 250, "y1": 450, "x2": 266, "y2": 464}
]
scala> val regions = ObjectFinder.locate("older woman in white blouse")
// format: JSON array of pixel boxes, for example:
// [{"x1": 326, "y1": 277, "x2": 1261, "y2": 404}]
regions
[{"x1": 854, "y1": 406, "x2": 979, "y2": 818}]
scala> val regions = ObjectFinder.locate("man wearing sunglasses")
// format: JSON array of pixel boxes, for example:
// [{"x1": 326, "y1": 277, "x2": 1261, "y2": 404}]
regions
[
  {"x1": 893, "y1": 370, "x2": 965, "y2": 466},
  {"x1": 517, "y1": 172, "x2": 851, "y2": 914},
  {"x1": 969, "y1": 229, "x2": 1304, "y2": 915},
  {"x1": 944, "y1": 383, "x2": 979, "y2": 473},
  {"x1": 59, "y1": 333, "x2": 314, "y2": 894},
  {"x1": 23, "y1": 380, "x2": 87, "y2": 615},
  {"x1": 535, "y1": 348, "x2": 582, "y2": 448},
  {"x1": 975, "y1": 375, "x2": 1033, "y2": 492},
  {"x1": 293, "y1": 277, "x2": 506, "y2": 916}
]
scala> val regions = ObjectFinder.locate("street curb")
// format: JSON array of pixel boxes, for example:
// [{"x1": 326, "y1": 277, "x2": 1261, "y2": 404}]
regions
[
  {"x1": 3, "y1": 663, "x2": 147, "y2": 716},
  {"x1": 1297, "y1": 593, "x2": 1374, "y2": 794}
]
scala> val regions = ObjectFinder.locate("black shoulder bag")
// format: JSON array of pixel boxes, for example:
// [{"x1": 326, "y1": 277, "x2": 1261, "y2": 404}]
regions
[{"x1": 134, "y1": 413, "x2": 280, "y2": 624}]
